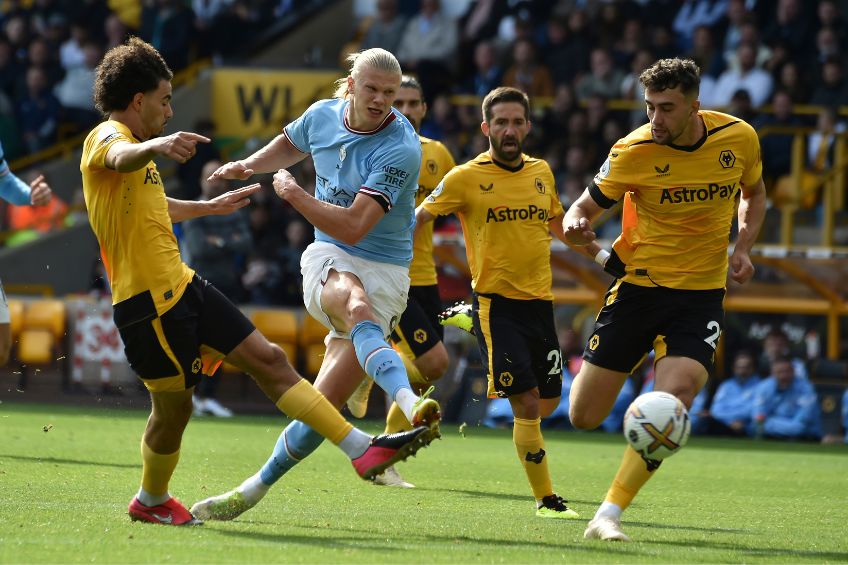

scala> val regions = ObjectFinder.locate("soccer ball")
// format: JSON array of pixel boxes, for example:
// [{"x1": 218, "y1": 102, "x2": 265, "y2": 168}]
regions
[{"x1": 623, "y1": 391, "x2": 691, "y2": 461}]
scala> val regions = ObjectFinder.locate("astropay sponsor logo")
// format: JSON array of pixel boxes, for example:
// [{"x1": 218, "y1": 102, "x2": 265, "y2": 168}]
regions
[
  {"x1": 485, "y1": 204, "x2": 550, "y2": 222},
  {"x1": 659, "y1": 182, "x2": 738, "y2": 204}
]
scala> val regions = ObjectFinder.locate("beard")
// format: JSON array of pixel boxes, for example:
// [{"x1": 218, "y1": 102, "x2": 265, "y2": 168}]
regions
[{"x1": 490, "y1": 135, "x2": 523, "y2": 162}]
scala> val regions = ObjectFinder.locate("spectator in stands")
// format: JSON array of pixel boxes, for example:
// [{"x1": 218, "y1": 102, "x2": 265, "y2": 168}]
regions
[
  {"x1": 26, "y1": 36, "x2": 64, "y2": 92},
  {"x1": 502, "y1": 38, "x2": 554, "y2": 98},
  {"x1": 711, "y1": 42, "x2": 773, "y2": 108},
  {"x1": 538, "y1": 83, "x2": 577, "y2": 153},
  {"x1": 726, "y1": 88, "x2": 757, "y2": 125},
  {"x1": 6, "y1": 169, "x2": 66, "y2": 245},
  {"x1": 395, "y1": 0, "x2": 458, "y2": 101},
  {"x1": 762, "y1": 0, "x2": 814, "y2": 60},
  {"x1": 542, "y1": 15, "x2": 589, "y2": 88},
  {"x1": 813, "y1": 26, "x2": 841, "y2": 70},
  {"x1": 773, "y1": 60, "x2": 808, "y2": 104},
  {"x1": 815, "y1": 0, "x2": 848, "y2": 49},
  {"x1": 0, "y1": 37, "x2": 23, "y2": 102},
  {"x1": 275, "y1": 218, "x2": 312, "y2": 306},
  {"x1": 59, "y1": 19, "x2": 89, "y2": 71},
  {"x1": 721, "y1": 0, "x2": 748, "y2": 55},
  {"x1": 758, "y1": 327, "x2": 808, "y2": 380},
  {"x1": 755, "y1": 90, "x2": 803, "y2": 187},
  {"x1": 17, "y1": 66, "x2": 61, "y2": 153},
  {"x1": 103, "y1": 13, "x2": 129, "y2": 52},
  {"x1": 360, "y1": 0, "x2": 407, "y2": 55},
  {"x1": 694, "y1": 351, "x2": 761, "y2": 436},
  {"x1": 724, "y1": 20, "x2": 771, "y2": 73},
  {"x1": 672, "y1": 0, "x2": 729, "y2": 52},
  {"x1": 140, "y1": 0, "x2": 194, "y2": 72},
  {"x1": 176, "y1": 118, "x2": 220, "y2": 201},
  {"x1": 752, "y1": 356, "x2": 821, "y2": 440},
  {"x1": 611, "y1": 18, "x2": 644, "y2": 70},
  {"x1": 54, "y1": 41, "x2": 101, "y2": 131},
  {"x1": 458, "y1": 40, "x2": 503, "y2": 97},
  {"x1": 687, "y1": 25, "x2": 724, "y2": 79},
  {"x1": 575, "y1": 48, "x2": 625, "y2": 102},
  {"x1": 620, "y1": 48, "x2": 654, "y2": 129},
  {"x1": 182, "y1": 159, "x2": 252, "y2": 303},
  {"x1": 810, "y1": 58, "x2": 848, "y2": 108}
]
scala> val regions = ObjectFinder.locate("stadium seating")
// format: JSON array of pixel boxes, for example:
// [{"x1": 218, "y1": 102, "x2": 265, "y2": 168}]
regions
[
  {"x1": 8, "y1": 299, "x2": 24, "y2": 340},
  {"x1": 299, "y1": 313, "x2": 328, "y2": 378},
  {"x1": 250, "y1": 309, "x2": 298, "y2": 367},
  {"x1": 16, "y1": 299, "x2": 67, "y2": 366}
]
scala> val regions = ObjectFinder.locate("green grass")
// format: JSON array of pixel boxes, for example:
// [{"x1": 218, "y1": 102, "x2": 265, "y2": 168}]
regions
[{"x1": 1, "y1": 403, "x2": 846, "y2": 564}]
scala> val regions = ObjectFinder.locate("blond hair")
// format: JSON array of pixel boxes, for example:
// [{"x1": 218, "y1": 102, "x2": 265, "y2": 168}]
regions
[{"x1": 332, "y1": 48, "x2": 402, "y2": 99}]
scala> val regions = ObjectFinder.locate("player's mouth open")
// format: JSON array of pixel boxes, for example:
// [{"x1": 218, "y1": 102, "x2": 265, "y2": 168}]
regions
[{"x1": 368, "y1": 107, "x2": 383, "y2": 116}]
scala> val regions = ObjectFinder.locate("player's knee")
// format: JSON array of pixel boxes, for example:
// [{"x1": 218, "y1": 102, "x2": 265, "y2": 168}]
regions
[
  {"x1": 347, "y1": 300, "x2": 373, "y2": 324},
  {"x1": 569, "y1": 404, "x2": 604, "y2": 430},
  {"x1": 417, "y1": 350, "x2": 449, "y2": 382}
]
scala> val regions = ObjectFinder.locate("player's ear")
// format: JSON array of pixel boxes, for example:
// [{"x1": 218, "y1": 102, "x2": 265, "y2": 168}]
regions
[
  {"x1": 346, "y1": 75, "x2": 354, "y2": 96},
  {"x1": 480, "y1": 120, "x2": 490, "y2": 136},
  {"x1": 421, "y1": 101, "x2": 427, "y2": 117},
  {"x1": 131, "y1": 92, "x2": 144, "y2": 111}
]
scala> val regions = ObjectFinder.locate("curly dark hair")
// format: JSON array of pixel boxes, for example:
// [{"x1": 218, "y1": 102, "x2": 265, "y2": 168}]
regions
[
  {"x1": 639, "y1": 58, "x2": 701, "y2": 98},
  {"x1": 482, "y1": 86, "x2": 530, "y2": 122},
  {"x1": 94, "y1": 37, "x2": 173, "y2": 115}
]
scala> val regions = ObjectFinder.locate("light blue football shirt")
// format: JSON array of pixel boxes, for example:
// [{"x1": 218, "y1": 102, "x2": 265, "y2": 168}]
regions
[
  {"x1": 284, "y1": 98, "x2": 421, "y2": 267},
  {"x1": 0, "y1": 141, "x2": 32, "y2": 206}
]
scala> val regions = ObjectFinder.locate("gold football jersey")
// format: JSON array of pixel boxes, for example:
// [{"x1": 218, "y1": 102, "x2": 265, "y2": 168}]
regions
[
  {"x1": 422, "y1": 153, "x2": 562, "y2": 300},
  {"x1": 81, "y1": 121, "x2": 193, "y2": 317},
  {"x1": 409, "y1": 136, "x2": 456, "y2": 286},
  {"x1": 592, "y1": 110, "x2": 762, "y2": 290}
]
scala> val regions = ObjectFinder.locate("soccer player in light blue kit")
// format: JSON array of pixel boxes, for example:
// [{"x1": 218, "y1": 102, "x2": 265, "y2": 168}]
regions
[
  {"x1": 751, "y1": 356, "x2": 821, "y2": 440},
  {"x1": 0, "y1": 141, "x2": 53, "y2": 366},
  {"x1": 192, "y1": 48, "x2": 441, "y2": 520}
]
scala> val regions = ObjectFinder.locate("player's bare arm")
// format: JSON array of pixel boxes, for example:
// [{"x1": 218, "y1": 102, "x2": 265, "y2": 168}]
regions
[
  {"x1": 729, "y1": 176, "x2": 766, "y2": 285},
  {"x1": 273, "y1": 168, "x2": 384, "y2": 245},
  {"x1": 28, "y1": 174, "x2": 52, "y2": 206},
  {"x1": 562, "y1": 189, "x2": 603, "y2": 247},
  {"x1": 210, "y1": 134, "x2": 308, "y2": 181},
  {"x1": 105, "y1": 131, "x2": 210, "y2": 172},
  {"x1": 413, "y1": 204, "x2": 436, "y2": 239},
  {"x1": 166, "y1": 183, "x2": 261, "y2": 223}
]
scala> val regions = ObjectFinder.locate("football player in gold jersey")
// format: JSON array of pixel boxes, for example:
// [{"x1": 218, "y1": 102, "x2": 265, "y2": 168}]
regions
[
  {"x1": 81, "y1": 38, "x2": 433, "y2": 526},
  {"x1": 347, "y1": 76, "x2": 457, "y2": 488},
  {"x1": 418, "y1": 86, "x2": 582, "y2": 519},
  {"x1": 563, "y1": 58, "x2": 766, "y2": 541}
]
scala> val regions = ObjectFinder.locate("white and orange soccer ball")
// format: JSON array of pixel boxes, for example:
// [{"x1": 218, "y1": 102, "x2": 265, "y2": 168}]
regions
[{"x1": 623, "y1": 391, "x2": 691, "y2": 461}]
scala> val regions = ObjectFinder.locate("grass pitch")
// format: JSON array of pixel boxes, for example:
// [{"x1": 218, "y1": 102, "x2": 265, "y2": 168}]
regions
[{"x1": 0, "y1": 402, "x2": 846, "y2": 564}]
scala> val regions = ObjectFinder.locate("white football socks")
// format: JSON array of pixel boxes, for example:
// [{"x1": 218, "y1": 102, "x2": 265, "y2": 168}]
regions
[
  {"x1": 238, "y1": 473, "x2": 271, "y2": 505},
  {"x1": 338, "y1": 428, "x2": 372, "y2": 459},
  {"x1": 595, "y1": 501, "x2": 623, "y2": 521},
  {"x1": 137, "y1": 487, "x2": 170, "y2": 507},
  {"x1": 396, "y1": 388, "x2": 419, "y2": 423}
]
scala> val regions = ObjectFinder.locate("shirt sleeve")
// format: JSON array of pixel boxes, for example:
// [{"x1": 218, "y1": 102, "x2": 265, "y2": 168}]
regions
[
  {"x1": 82, "y1": 123, "x2": 131, "y2": 171},
  {"x1": 0, "y1": 142, "x2": 32, "y2": 206},
  {"x1": 546, "y1": 166, "x2": 564, "y2": 218},
  {"x1": 740, "y1": 121, "x2": 763, "y2": 186},
  {"x1": 589, "y1": 139, "x2": 632, "y2": 207},
  {"x1": 282, "y1": 104, "x2": 314, "y2": 154},
  {"x1": 360, "y1": 142, "x2": 421, "y2": 212},
  {"x1": 421, "y1": 167, "x2": 465, "y2": 216}
]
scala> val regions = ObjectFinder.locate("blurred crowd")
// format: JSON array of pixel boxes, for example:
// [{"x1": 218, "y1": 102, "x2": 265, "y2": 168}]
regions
[{"x1": 0, "y1": 0, "x2": 306, "y2": 160}]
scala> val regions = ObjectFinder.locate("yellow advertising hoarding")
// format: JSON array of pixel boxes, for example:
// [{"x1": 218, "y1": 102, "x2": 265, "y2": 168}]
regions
[{"x1": 211, "y1": 69, "x2": 339, "y2": 138}]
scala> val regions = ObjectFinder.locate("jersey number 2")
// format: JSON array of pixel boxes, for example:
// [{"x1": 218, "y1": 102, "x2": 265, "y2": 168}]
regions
[
  {"x1": 547, "y1": 350, "x2": 562, "y2": 375},
  {"x1": 704, "y1": 321, "x2": 721, "y2": 350}
]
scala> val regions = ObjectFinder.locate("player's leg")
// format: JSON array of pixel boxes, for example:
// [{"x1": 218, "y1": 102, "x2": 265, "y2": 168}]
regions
[
  {"x1": 193, "y1": 339, "x2": 424, "y2": 520},
  {"x1": 477, "y1": 294, "x2": 578, "y2": 519},
  {"x1": 585, "y1": 286, "x2": 720, "y2": 542},
  {"x1": 120, "y1": 290, "x2": 206, "y2": 526},
  {"x1": 384, "y1": 286, "x2": 449, "y2": 434},
  {"x1": 321, "y1": 269, "x2": 440, "y2": 429}
]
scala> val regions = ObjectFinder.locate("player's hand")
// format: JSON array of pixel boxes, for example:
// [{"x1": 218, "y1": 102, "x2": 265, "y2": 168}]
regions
[
  {"x1": 272, "y1": 168, "x2": 300, "y2": 201},
  {"x1": 206, "y1": 183, "x2": 261, "y2": 215},
  {"x1": 729, "y1": 249, "x2": 754, "y2": 284},
  {"x1": 562, "y1": 216, "x2": 596, "y2": 246},
  {"x1": 29, "y1": 174, "x2": 52, "y2": 206},
  {"x1": 208, "y1": 160, "x2": 254, "y2": 181},
  {"x1": 153, "y1": 131, "x2": 210, "y2": 163}
]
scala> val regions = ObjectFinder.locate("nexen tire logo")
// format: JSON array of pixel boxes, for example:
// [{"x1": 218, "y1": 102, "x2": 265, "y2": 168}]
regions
[
  {"x1": 486, "y1": 204, "x2": 549, "y2": 222},
  {"x1": 659, "y1": 182, "x2": 737, "y2": 204}
]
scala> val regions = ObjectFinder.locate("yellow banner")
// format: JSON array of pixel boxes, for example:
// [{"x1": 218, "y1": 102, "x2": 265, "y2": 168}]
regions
[{"x1": 211, "y1": 69, "x2": 339, "y2": 137}]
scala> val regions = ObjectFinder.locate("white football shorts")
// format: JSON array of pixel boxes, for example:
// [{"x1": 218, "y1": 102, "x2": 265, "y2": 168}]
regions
[{"x1": 301, "y1": 241, "x2": 409, "y2": 339}]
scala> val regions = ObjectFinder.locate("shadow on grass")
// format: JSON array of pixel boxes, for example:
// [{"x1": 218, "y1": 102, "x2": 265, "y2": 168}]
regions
[
  {"x1": 646, "y1": 538, "x2": 848, "y2": 561},
  {"x1": 209, "y1": 516, "x2": 844, "y2": 560},
  {"x1": 0, "y1": 453, "x2": 137, "y2": 469},
  {"x1": 416, "y1": 486, "x2": 596, "y2": 506}
]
